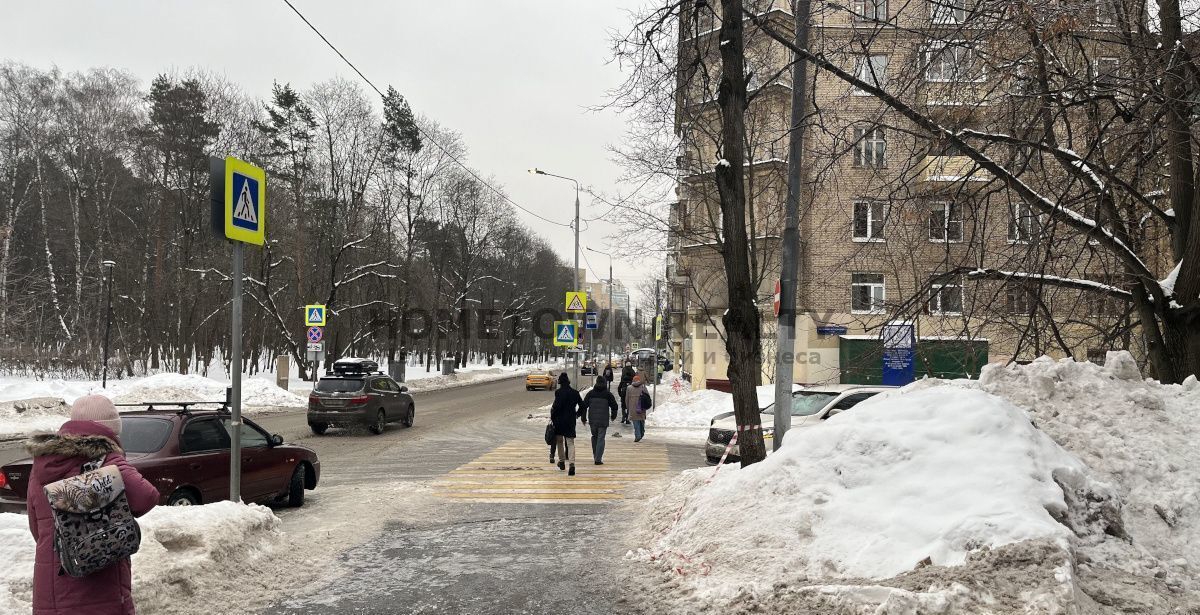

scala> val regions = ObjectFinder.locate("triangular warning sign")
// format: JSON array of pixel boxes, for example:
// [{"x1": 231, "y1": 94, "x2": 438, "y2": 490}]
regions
[
  {"x1": 309, "y1": 308, "x2": 322, "y2": 322},
  {"x1": 556, "y1": 325, "x2": 574, "y2": 342},
  {"x1": 566, "y1": 295, "x2": 585, "y2": 312},
  {"x1": 234, "y1": 181, "x2": 257, "y2": 223}
]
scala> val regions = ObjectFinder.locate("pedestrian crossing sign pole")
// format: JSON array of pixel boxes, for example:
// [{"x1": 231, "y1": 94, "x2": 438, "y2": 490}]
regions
[
  {"x1": 208, "y1": 155, "x2": 266, "y2": 505},
  {"x1": 553, "y1": 320, "x2": 578, "y2": 347}
]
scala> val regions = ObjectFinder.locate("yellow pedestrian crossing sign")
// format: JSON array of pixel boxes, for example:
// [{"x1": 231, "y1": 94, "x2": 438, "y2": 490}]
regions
[
  {"x1": 553, "y1": 320, "x2": 577, "y2": 347},
  {"x1": 565, "y1": 291, "x2": 587, "y2": 313},
  {"x1": 223, "y1": 157, "x2": 266, "y2": 246},
  {"x1": 305, "y1": 304, "x2": 326, "y2": 327}
]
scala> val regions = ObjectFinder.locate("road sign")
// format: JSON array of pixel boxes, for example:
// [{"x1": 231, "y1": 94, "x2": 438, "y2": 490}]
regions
[
  {"x1": 223, "y1": 157, "x2": 266, "y2": 246},
  {"x1": 773, "y1": 280, "x2": 782, "y2": 317},
  {"x1": 565, "y1": 291, "x2": 587, "y2": 313},
  {"x1": 585, "y1": 312, "x2": 598, "y2": 330},
  {"x1": 307, "y1": 326, "x2": 323, "y2": 343},
  {"x1": 306, "y1": 342, "x2": 324, "y2": 353},
  {"x1": 305, "y1": 304, "x2": 326, "y2": 327},
  {"x1": 816, "y1": 324, "x2": 848, "y2": 336},
  {"x1": 553, "y1": 320, "x2": 578, "y2": 347},
  {"x1": 655, "y1": 315, "x2": 663, "y2": 341}
]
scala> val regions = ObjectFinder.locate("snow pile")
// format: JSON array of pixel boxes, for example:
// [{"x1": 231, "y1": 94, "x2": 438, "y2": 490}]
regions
[
  {"x1": 647, "y1": 383, "x2": 802, "y2": 429},
  {"x1": 631, "y1": 353, "x2": 1200, "y2": 614},
  {"x1": 110, "y1": 372, "x2": 304, "y2": 407},
  {"x1": 0, "y1": 502, "x2": 282, "y2": 615},
  {"x1": 0, "y1": 398, "x2": 71, "y2": 440}
]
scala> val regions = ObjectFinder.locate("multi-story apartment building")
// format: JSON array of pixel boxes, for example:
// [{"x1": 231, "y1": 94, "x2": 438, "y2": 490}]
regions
[{"x1": 668, "y1": 0, "x2": 1169, "y2": 389}]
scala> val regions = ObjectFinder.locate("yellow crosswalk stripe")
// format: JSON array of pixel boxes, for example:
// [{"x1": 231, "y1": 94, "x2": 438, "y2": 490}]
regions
[{"x1": 433, "y1": 438, "x2": 670, "y2": 504}]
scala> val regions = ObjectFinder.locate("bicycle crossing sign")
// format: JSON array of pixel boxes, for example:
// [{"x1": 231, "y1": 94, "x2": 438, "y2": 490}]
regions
[
  {"x1": 307, "y1": 326, "x2": 323, "y2": 343},
  {"x1": 305, "y1": 304, "x2": 326, "y2": 327},
  {"x1": 565, "y1": 291, "x2": 587, "y2": 313},
  {"x1": 553, "y1": 320, "x2": 578, "y2": 347},
  {"x1": 223, "y1": 157, "x2": 265, "y2": 246}
]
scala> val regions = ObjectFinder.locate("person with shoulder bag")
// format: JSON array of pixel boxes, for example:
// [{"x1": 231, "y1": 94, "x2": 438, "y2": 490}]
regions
[{"x1": 26, "y1": 395, "x2": 160, "y2": 615}]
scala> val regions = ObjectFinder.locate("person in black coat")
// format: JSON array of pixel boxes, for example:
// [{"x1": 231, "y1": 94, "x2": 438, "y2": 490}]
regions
[
  {"x1": 580, "y1": 377, "x2": 620, "y2": 465},
  {"x1": 617, "y1": 365, "x2": 635, "y2": 425},
  {"x1": 550, "y1": 372, "x2": 584, "y2": 475}
]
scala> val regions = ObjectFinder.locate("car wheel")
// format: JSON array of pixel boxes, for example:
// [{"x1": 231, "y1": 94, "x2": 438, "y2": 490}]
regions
[
  {"x1": 402, "y1": 406, "x2": 414, "y2": 428},
  {"x1": 526, "y1": 386, "x2": 531, "y2": 391},
  {"x1": 368, "y1": 410, "x2": 386, "y2": 435},
  {"x1": 309, "y1": 422, "x2": 329, "y2": 435},
  {"x1": 167, "y1": 488, "x2": 199, "y2": 506},
  {"x1": 287, "y1": 465, "x2": 306, "y2": 507}
]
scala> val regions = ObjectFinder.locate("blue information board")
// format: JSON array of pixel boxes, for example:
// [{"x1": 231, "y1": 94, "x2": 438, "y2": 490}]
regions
[{"x1": 880, "y1": 322, "x2": 915, "y2": 386}]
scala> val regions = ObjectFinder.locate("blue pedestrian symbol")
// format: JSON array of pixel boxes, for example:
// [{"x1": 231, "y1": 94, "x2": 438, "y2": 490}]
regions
[{"x1": 231, "y1": 172, "x2": 260, "y2": 231}]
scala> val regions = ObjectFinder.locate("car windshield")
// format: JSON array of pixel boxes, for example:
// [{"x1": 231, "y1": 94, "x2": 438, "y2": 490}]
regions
[
  {"x1": 121, "y1": 417, "x2": 173, "y2": 453},
  {"x1": 316, "y1": 378, "x2": 364, "y2": 393},
  {"x1": 760, "y1": 392, "x2": 840, "y2": 417}
]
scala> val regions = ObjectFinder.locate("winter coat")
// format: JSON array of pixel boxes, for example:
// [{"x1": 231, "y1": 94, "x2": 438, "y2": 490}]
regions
[
  {"x1": 617, "y1": 368, "x2": 634, "y2": 409},
  {"x1": 26, "y1": 420, "x2": 160, "y2": 615},
  {"x1": 580, "y1": 379, "x2": 619, "y2": 427},
  {"x1": 626, "y1": 381, "x2": 649, "y2": 421},
  {"x1": 602, "y1": 367, "x2": 615, "y2": 385},
  {"x1": 550, "y1": 383, "x2": 584, "y2": 439}
]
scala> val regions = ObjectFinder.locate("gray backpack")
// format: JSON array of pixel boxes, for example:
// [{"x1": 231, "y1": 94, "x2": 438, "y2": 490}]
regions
[{"x1": 43, "y1": 458, "x2": 141, "y2": 577}]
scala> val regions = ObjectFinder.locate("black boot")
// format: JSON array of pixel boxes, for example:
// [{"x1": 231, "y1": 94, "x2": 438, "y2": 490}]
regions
[
  {"x1": 558, "y1": 460, "x2": 565, "y2": 471},
  {"x1": 568, "y1": 464, "x2": 576, "y2": 476}
]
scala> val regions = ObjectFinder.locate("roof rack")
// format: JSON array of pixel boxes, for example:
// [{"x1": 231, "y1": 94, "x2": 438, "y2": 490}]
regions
[{"x1": 114, "y1": 400, "x2": 230, "y2": 414}]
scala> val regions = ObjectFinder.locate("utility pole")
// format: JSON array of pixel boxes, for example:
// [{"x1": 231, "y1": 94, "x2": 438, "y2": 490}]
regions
[{"x1": 772, "y1": 0, "x2": 813, "y2": 450}]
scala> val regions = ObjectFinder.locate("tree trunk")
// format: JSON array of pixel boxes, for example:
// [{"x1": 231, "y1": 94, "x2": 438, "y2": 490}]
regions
[{"x1": 715, "y1": 0, "x2": 766, "y2": 466}]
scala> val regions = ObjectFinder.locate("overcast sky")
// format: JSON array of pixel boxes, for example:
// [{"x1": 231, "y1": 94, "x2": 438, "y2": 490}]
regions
[{"x1": 2, "y1": 0, "x2": 661, "y2": 294}]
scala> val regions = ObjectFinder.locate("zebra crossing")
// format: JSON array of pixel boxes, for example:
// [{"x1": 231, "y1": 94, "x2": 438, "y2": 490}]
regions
[{"x1": 433, "y1": 436, "x2": 670, "y2": 504}]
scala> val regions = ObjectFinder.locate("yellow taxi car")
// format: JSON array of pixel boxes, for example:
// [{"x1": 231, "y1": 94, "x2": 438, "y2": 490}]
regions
[{"x1": 525, "y1": 371, "x2": 555, "y2": 391}]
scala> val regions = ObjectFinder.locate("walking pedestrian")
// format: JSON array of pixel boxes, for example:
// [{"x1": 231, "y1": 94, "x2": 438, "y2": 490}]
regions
[
  {"x1": 626, "y1": 374, "x2": 649, "y2": 442},
  {"x1": 25, "y1": 395, "x2": 160, "y2": 615},
  {"x1": 579, "y1": 377, "x2": 619, "y2": 464},
  {"x1": 617, "y1": 365, "x2": 635, "y2": 425},
  {"x1": 602, "y1": 363, "x2": 615, "y2": 387},
  {"x1": 550, "y1": 373, "x2": 583, "y2": 476}
]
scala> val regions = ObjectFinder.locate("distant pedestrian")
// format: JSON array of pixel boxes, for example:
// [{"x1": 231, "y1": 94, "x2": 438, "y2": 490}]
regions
[
  {"x1": 26, "y1": 395, "x2": 160, "y2": 615},
  {"x1": 617, "y1": 365, "x2": 635, "y2": 425},
  {"x1": 626, "y1": 374, "x2": 649, "y2": 442},
  {"x1": 579, "y1": 376, "x2": 619, "y2": 464},
  {"x1": 602, "y1": 363, "x2": 615, "y2": 387},
  {"x1": 550, "y1": 373, "x2": 583, "y2": 476}
]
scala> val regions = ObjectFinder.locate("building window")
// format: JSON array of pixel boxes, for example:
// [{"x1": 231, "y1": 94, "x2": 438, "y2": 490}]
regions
[
  {"x1": 1006, "y1": 283, "x2": 1037, "y2": 314},
  {"x1": 1095, "y1": 0, "x2": 1115, "y2": 24},
  {"x1": 928, "y1": 279, "x2": 964, "y2": 315},
  {"x1": 852, "y1": 54, "x2": 889, "y2": 94},
  {"x1": 929, "y1": 0, "x2": 965, "y2": 24},
  {"x1": 928, "y1": 201, "x2": 963, "y2": 242},
  {"x1": 853, "y1": 126, "x2": 886, "y2": 168},
  {"x1": 853, "y1": 200, "x2": 885, "y2": 241},
  {"x1": 851, "y1": 273, "x2": 886, "y2": 313},
  {"x1": 925, "y1": 42, "x2": 982, "y2": 83},
  {"x1": 1094, "y1": 57, "x2": 1121, "y2": 92},
  {"x1": 1009, "y1": 202, "x2": 1037, "y2": 243},
  {"x1": 853, "y1": 0, "x2": 887, "y2": 21}
]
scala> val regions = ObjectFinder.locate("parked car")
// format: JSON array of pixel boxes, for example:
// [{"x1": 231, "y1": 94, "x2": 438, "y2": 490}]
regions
[
  {"x1": 581, "y1": 360, "x2": 597, "y2": 376},
  {"x1": 308, "y1": 358, "x2": 414, "y2": 435},
  {"x1": 525, "y1": 370, "x2": 555, "y2": 391},
  {"x1": 705, "y1": 385, "x2": 895, "y2": 464},
  {"x1": 0, "y1": 406, "x2": 320, "y2": 513}
]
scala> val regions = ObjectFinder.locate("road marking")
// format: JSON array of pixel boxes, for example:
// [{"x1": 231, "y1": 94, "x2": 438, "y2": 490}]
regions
[{"x1": 434, "y1": 437, "x2": 670, "y2": 504}]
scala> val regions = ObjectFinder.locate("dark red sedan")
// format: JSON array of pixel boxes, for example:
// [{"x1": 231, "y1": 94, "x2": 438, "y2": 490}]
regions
[{"x1": 0, "y1": 406, "x2": 320, "y2": 512}]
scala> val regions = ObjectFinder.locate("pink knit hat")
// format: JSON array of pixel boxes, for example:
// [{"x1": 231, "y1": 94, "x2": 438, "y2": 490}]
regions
[{"x1": 70, "y1": 394, "x2": 122, "y2": 435}]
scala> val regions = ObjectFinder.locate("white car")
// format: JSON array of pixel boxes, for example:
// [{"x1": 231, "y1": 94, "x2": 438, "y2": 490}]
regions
[{"x1": 705, "y1": 384, "x2": 895, "y2": 464}]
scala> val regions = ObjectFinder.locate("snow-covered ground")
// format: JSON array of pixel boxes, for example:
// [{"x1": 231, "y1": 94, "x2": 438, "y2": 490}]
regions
[
  {"x1": 630, "y1": 352, "x2": 1200, "y2": 614},
  {"x1": 0, "y1": 502, "x2": 282, "y2": 615}
]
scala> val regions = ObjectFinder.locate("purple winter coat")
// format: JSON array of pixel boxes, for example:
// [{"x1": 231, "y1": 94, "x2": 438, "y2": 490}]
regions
[{"x1": 26, "y1": 420, "x2": 160, "y2": 615}]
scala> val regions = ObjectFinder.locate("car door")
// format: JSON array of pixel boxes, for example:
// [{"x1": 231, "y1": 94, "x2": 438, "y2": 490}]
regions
[
  {"x1": 385, "y1": 377, "x2": 411, "y2": 418},
  {"x1": 370, "y1": 377, "x2": 396, "y2": 420},
  {"x1": 221, "y1": 417, "x2": 273, "y2": 501},
  {"x1": 178, "y1": 417, "x2": 232, "y2": 503}
]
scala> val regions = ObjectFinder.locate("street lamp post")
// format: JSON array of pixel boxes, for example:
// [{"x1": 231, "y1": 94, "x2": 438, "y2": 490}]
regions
[
  {"x1": 529, "y1": 168, "x2": 582, "y2": 389},
  {"x1": 587, "y1": 247, "x2": 614, "y2": 375},
  {"x1": 101, "y1": 260, "x2": 116, "y2": 388}
]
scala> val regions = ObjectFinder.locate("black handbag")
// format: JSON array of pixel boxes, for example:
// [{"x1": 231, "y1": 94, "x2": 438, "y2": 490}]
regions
[{"x1": 544, "y1": 421, "x2": 556, "y2": 445}]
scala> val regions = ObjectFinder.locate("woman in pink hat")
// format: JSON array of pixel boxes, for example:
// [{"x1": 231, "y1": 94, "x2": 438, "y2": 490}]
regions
[{"x1": 25, "y1": 394, "x2": 160, "y2": 615}]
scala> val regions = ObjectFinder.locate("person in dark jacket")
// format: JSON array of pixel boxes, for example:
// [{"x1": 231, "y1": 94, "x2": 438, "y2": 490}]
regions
[
  {"x1": 617, "y1": 365, "x2": 635, "y2": 424},
  {"x1": 550, "y1": 372, "x2": 584, "y2": 475},
  {"x1": 601, "y1": 364, "x2": 615, "y2": 387},
  {"x1": 27, "y1": 395, "x2": 160, "y2": 615},
  {"x1": 579, "y1": 377, "x2": 619, "y2": 464}
]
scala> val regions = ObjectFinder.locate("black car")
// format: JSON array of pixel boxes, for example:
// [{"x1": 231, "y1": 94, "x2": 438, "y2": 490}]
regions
[{"x1": 307, "y1": 358, "x2": 415, "y2": 435}]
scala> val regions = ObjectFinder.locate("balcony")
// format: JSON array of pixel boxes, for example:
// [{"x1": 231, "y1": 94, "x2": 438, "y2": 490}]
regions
[{"x1": 919, "y1": 156, "x2": 989, "y2": 183}]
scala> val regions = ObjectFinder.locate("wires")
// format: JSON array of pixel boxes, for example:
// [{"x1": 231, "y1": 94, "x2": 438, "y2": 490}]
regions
[{"x1": 280, "y1": 0, "x2": 572, "y2": 228}]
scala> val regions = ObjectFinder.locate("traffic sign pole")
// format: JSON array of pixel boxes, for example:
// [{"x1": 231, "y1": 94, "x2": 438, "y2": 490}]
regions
[{"x1": 229, "y1": 241, "x2": 243, "y2": 503}]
